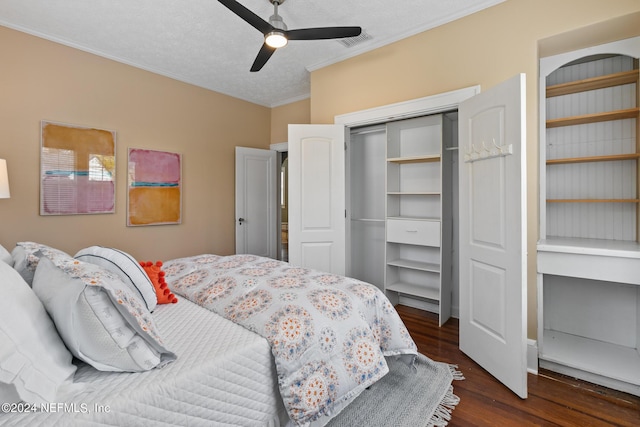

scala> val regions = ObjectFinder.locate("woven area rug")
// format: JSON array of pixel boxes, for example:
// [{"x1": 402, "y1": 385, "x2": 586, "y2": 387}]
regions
[{"x1": 326, "y1": 353, "x2": 463, "y2": 427}]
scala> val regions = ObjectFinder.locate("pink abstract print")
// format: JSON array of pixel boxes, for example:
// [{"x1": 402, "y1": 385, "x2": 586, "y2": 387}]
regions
[{"x1": 128, "y1": 148, "x2": 181, "y2": 226}]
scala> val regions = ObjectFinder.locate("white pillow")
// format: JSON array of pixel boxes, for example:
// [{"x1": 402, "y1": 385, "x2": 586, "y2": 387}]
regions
[
  {"x1": 33, "y1": 255, "x2": 175, "y2": 372},
  {"x1": 11, "y1": 242, "x2": 71, "y2": 285},
  {"x1": 75, "y1": 246, "x2": 157, "y2": 312},
  {"x1": 0, "y1": 260, "x2": 80, "y2": 403},
  {"x1": 0, "y1": 243, "x2": 11, "y2": 266}
]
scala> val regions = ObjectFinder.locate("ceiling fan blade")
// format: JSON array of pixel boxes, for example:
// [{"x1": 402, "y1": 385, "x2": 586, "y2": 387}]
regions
[
  {"x1": 250, "y1": 43, "x2": 277, "y2": 72},
  {"x1": 218, "y1": 0, "x2": 272, "y2": 34},
  {"x1": 286, "y1": 26, "x2": 362, "y2": 41}
]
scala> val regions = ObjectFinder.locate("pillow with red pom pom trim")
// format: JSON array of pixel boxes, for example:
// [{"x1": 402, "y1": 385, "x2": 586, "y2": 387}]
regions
[{"x1": 139, "y1": 261, "x2": 178, "y2": 305}]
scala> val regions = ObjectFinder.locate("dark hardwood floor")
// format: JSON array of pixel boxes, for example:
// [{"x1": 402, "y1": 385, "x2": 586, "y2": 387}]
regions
[{"x1": 396, "y1": 305, "x2": 640, "y2": 427}]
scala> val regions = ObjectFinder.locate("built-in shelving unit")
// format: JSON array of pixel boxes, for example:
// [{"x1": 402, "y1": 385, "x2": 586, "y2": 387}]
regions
[
  {"x1": 538, "y1": 42, "x2": 640, "y2": 397},
  {"x1": 384, "y1": 114, "x2": 454, "y2": 325},
  {"x1": 544, "y1": 66, "x2": 639, "y2": 207}
]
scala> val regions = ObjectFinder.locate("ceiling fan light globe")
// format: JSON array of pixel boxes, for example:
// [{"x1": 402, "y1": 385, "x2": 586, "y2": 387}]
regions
[{"x1": 265, "y1": 31, "x2": 288, "y2": 48}]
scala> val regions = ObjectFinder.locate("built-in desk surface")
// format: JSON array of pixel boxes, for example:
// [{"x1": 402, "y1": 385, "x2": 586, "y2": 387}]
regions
[{"x1": 537, "y1": 237, "x2": 640, "y2": 285}]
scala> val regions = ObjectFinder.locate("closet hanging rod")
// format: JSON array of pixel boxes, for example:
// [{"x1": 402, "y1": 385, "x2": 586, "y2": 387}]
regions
[{"x1": 444, "y1": 146, "x2": 459, "y2": 151}]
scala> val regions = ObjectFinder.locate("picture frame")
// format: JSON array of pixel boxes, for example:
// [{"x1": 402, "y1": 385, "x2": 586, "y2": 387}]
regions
[
  {"x1": 40, "y1": 120, "x2": 116, "y2": 215},
  {"x1": 127, "y1": 148, "x2": 182, "y2": 226}
]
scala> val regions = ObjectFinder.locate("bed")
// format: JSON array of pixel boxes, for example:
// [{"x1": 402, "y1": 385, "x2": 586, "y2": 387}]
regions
[{"x1": 0, "y1": 242, "x2": 417, "y2": 427}]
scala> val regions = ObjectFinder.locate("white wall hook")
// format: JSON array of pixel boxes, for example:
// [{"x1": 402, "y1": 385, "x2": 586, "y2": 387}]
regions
[{"x1": 464, "y1": 138, "x2": 513, "y2": 163}]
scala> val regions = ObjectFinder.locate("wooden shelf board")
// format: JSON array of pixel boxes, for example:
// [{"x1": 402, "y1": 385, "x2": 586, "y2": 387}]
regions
[
  {"x1": 540, "y1": 329, "x2": 640, "y2": 386},
  {"x1": 546, "y1": 108, "x2": 639, "y2": 128},
  {"x1": 547, "y1": 153, "x2": 640, "y2": 165},
  {"x1": 387, "y1": 154, "x2": 440, "y2": 163},
  {"x1": 547, "y1": 199, "x2": 640, "y2": 203},
  {"x1": 387, "y1": 259, "x2": 440, "y2": 273},
  {"x1": 546, "y1": 69, "x2": 639, "y2": 98},
  {"x1": 386, "y1": 282, "x2": 440, "y2": 301}
]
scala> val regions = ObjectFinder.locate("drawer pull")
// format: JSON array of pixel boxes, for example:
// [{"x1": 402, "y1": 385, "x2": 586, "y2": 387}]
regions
[{"x1": 405, "y1": 229, "x2": 418, "y2": 233}]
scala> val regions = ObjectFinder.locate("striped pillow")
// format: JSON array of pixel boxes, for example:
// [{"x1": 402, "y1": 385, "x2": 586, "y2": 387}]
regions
[{"x1": 74, "y1": 246, "x2": 157, "y2": 311}]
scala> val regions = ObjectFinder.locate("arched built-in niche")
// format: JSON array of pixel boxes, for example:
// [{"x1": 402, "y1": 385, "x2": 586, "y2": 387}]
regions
[{"x1": 537, "y1": 36, "x2": 640, "y2": 396}]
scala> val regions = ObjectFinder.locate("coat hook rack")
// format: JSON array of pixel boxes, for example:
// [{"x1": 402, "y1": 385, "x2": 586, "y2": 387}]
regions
[{"x1": 464, "y1": 138, "x2": 513, "y2": 163}]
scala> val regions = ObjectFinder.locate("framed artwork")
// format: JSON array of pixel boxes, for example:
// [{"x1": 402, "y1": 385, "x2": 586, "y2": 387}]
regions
[
  {"x1": 127, "y1": 148, "x2": 182, "y2": 226},
  {"x1": 40, "y1": 121, "x2": 116, "y2": 215}
]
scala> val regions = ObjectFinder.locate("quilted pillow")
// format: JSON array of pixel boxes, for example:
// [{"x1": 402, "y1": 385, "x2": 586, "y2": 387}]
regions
[
  {"x1": 11, "y1": 241, "x2": 71, "y2": 285},
  {"x1": 75, "y1": 246, "x2": 157, "y2": 312},
  {"x1": 0, "y1": 259, "x2": 81, "y2": 403},
  {"x1": 32, "y1": 255, "x2": 176, "y2": 372},
  {"x1": 140, "y1": 261, "x2": 178, "y2": 304}
]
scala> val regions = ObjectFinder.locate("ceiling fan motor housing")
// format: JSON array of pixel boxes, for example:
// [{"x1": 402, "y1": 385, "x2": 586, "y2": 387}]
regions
[{"x1": 269, "y1": 13, "x2": 287, "y2": 31}]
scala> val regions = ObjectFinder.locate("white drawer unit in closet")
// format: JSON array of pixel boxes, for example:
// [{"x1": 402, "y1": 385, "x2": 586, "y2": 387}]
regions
[{"x1": 386, "y1": 218, "x2": 441, "y2": 246}]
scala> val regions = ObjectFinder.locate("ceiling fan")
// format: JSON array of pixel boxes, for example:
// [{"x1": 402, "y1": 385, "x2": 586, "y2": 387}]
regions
[{"x1": 218, "y1": 0, "x2": 362, "y2": 72}]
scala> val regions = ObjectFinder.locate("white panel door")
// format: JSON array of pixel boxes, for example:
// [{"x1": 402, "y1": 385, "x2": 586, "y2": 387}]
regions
[
  {"x1": 235, "y1": 147, "x2": 277, "y2": 258},
  {"x1": 459, "y1": 74, "x2": 528, "y2": 398},
  {"x1": 288, "y1": 124, "x2": 346, "y2": 275}
]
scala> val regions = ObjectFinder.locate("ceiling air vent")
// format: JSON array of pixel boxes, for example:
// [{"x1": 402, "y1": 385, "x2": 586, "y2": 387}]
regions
[{"x1": 337, "y1": 30, "x2": 372, "y2": 48}]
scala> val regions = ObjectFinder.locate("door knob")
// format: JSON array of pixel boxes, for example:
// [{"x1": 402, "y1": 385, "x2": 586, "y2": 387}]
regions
[{"x1": 238, "y1": 217, "x2": 245, "y2": 225}]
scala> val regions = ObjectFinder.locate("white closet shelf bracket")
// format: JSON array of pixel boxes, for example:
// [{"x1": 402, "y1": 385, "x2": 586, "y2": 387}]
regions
[{"x1": 464, "y1": 139, "x2": 513, "y2": 163}]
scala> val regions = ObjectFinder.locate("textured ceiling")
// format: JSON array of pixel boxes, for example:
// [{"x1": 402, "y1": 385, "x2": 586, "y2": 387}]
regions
[{"x1": 0, "y1": 0, "x2": 504, "y2": 107}]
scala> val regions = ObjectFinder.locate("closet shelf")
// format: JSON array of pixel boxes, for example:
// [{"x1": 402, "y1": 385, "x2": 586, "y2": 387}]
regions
[
  {"x1": 386, "y1": 215, "x2": 441, "y2": 221},
  {"x1": 546, "y1": 69, "x2": 639, "y2": 98},
  {"x1": 387, "y1": 191, "x2": 441, "y2": 195},
  {"x1": 387, "y1": 259, "x2": 440, "y2": 273},
  {"x1": 387, "y1": 154, "x2": 440, "y2": 163},
  {"x1": 547, "y1": 199, "x2": 640, "y2": 203},
  {"x1": 385, "y1": 282, "x2": 440, "y2": 301},
  {"x1": 350, "y1": 218, "x2": 385, "y2": 223},
  {"x1": 546, "y1": 153, "x2": 640, "y2": 165},
  {"x1": 546, "y1": 108, "x2": 639, "y2": 128},
  {"x1": 540, "y1": 330, "x2": 640, "y2": 386}
]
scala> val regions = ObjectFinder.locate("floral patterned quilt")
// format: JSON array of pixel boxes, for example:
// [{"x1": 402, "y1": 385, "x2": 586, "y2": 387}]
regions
[{"x1": 163, "y1": 254, "x2": 417, "y2": 426}]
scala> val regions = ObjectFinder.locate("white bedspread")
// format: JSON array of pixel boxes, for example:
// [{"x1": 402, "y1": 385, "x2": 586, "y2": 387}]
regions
[{"x1": 0, "y1": 299, "x2": 286, "y2": 427}]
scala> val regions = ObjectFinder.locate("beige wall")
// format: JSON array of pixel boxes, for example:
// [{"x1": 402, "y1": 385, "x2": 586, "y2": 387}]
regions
[
  {"x1": 270, "y1": 98, "x2": 311, "y2": 144},
  {"x1": 310, "y1": 0, "x2": 640, "y2": 338},
  {"x1": 0, "y1": 26, "x2": 272, "y2": 261}
]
